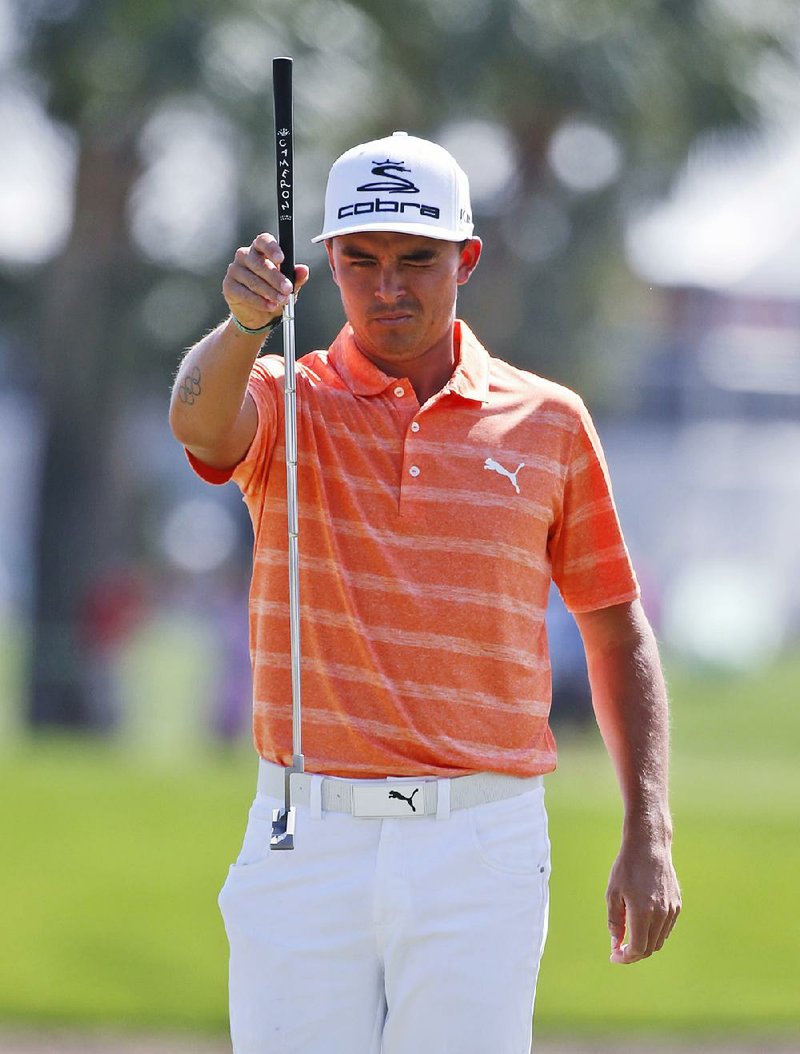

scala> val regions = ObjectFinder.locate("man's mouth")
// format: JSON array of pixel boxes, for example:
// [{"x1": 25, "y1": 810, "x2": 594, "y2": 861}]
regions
[{"x1": 372, "y1": 312, "x2": 414, "y2": 324}]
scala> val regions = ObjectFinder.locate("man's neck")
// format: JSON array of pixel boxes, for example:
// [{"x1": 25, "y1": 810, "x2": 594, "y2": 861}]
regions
[
  {"x1": 355, "y1": 327, "x2": 458, "y2": 406},
  {"x1": 405, "y1": 353, "x2": 456, "y2": 405}
]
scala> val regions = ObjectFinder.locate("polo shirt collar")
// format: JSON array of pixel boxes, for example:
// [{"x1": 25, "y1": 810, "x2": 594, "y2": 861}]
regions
[
  {"x1": 448, "y1": 320, "x2": 490, "y2": 404},
  {"x1": 328, "y1": 319, "x2": 490, "y2": 404}
]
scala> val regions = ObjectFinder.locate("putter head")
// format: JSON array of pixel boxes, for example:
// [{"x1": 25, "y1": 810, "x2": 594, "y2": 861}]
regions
[{"x1": 270, "y1": 805, "x2": 296, "y2": 850}]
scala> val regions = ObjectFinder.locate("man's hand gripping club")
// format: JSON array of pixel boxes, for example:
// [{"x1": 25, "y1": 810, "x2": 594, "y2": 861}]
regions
[{"x1": 225, "y1": 232, "x2": 310, "y2": 331}]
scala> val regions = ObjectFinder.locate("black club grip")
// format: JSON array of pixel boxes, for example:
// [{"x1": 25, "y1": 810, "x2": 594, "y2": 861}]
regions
[{"x1": 272, "y1": 57, "x2": 295, "y2": 285}]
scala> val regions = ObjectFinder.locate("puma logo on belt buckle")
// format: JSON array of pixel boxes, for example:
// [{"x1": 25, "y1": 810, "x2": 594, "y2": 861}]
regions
[{"x1": 352, "y1": 781, "x2": 426, "y2": 818}]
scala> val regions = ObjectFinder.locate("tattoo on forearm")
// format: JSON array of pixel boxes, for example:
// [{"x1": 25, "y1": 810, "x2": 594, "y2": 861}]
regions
[{"x1": 178, "y1": 366, "x2": 202, "y2": 405}]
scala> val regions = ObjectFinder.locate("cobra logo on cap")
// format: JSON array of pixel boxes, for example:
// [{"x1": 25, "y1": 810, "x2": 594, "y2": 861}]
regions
[
  {"x1": 357, "y1": 160, "x2": 420, "y2": 195},
  {"x1": 337, "y1": 157, "x2": 441, "y2": 222}
]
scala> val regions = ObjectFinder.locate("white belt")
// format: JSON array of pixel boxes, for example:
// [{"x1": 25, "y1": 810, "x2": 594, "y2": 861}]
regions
[{"x1": 257, "y1": 759, "x2": 542, "y2": 819}]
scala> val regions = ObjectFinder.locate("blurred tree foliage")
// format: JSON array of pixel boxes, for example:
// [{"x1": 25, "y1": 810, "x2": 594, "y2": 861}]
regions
[{"x1": 4, "y1": 0, "x2": 792, "y2": 726}]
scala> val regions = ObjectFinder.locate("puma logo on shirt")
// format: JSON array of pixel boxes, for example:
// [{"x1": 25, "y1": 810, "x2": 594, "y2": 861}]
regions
[{"x1": 484, "y1": 457, "x2": 525, "y2": 494}]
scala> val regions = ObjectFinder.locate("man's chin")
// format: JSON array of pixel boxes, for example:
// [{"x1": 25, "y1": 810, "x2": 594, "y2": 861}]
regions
[{"x1": 363, "y1": 320, "x2": 420, "y2": 352}]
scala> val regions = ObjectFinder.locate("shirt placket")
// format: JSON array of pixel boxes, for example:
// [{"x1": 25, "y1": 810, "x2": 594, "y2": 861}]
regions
[
  {"x1": 395, "y1": 383, "x2": 455, "y2": 515},
  {"x1": 388, "y1": 380, "x2": 426, "y2": 514}
]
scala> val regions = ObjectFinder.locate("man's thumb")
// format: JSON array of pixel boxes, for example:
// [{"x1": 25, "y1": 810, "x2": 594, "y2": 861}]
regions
[{"x1": 607, "y1": 891, "x2": 626, "y2": 944}]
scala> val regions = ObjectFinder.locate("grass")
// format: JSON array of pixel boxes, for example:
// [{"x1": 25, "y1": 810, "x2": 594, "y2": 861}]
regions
[
  {"x1": 0, "y1": 653, "x2": 798, "y2": 1040},
  {"x1": 0, "y1": 738, "x2": 251, "y2": 1032}
]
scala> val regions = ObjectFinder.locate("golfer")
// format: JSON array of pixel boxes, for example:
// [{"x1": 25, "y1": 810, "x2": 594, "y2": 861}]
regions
[{"x1": 169, "y1": 132, "x2": 680, "y2": 1053}]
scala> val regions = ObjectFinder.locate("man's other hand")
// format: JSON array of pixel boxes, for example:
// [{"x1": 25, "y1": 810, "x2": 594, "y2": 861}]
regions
[{"x1": 607, "y1": 832, "x2": 681, "y2": 964}]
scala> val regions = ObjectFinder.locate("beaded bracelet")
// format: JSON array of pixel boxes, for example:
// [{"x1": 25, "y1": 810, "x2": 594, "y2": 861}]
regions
[{"x1": 231, "y1": 313, "x2": 283, "y2": 337}]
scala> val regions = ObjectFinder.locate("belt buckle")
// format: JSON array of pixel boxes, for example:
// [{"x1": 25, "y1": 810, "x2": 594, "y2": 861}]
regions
[{"x1": 352, "y1": 780, "x2": 427, "y2": 818}]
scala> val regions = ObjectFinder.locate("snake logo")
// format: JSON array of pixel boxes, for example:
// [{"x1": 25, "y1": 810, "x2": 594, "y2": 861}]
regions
[{"x1": 357, "y1": 159, "x2": 420, "y2": 195}]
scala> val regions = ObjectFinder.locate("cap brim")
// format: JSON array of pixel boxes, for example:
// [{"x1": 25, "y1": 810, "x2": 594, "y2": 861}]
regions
[{"x1": 311, "y1": 221, "x2": 472, "y2": 244}]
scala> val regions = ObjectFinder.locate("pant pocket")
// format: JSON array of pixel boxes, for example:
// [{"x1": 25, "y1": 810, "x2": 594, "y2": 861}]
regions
[
  {"x1": 232, "y1": 798, "x2": 278, "y2": 869},
  {"x1": 469, "y1": 787, "x2": 550, "y2": 876},
  {"x1": 218, "y1": 798, "x2": 279, "y2": 923}
]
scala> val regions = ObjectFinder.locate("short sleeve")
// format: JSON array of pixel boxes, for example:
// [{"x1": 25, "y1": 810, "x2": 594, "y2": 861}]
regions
[
  {"x1": 548, "y1": 400, "x2": 640, "y2": 613},
  {"x1": 184, "y1": 355, "x2": 284, "y2": 494}
]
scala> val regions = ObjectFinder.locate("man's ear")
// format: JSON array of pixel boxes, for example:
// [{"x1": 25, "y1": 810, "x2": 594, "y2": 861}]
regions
[
  {"x1": 324, "y1": 239, "x2": 340, "y2": 287},
  {"x1": 457, "y1": 237, "x2": 482, "y2": 286}
]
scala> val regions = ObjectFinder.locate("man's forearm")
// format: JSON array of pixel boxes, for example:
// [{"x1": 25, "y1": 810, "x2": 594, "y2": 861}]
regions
[
  {"x1": 169, "y1": 316, "x2": 264, "y2": 453},
  {"x1": 168, "y1": 232, "x2": 308, "y2": 467},
  {"x1": 584, "y1": 610, "x2": 672, "y2": 838}
]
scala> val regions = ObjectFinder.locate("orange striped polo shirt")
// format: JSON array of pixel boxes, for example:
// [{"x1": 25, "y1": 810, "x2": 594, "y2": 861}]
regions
[{"x1": 188, "y1": 320, "x2": 639, "y2": 778}]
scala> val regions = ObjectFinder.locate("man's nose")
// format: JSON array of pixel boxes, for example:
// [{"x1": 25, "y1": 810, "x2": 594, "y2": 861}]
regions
[{"x1": 375, "y1": 266, "x2": 405, "y2": 301}]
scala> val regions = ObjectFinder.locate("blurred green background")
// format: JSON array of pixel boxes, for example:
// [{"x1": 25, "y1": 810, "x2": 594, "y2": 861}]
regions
[{"x1": 1, "y1": 0, "x2": 800, "y2": 1044}]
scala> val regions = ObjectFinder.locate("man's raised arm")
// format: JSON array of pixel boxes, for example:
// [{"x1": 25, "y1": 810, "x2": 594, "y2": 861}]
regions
[
  {"x1": 573, "y1": 598, "x2": 681, "y2": 965},
  {"x1": 169, "y1": 233, "x2": 309, "y2": 470}
]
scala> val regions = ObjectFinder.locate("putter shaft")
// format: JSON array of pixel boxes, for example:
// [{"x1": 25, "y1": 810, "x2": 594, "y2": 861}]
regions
[{"x1": 271, "y1": 294, "x2": 305, "y2": 851}]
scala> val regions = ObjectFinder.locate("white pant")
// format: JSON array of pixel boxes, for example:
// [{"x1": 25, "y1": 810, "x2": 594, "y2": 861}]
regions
[{"x1": 219, "y1": 770, "x2": 551, "y2": 1054}]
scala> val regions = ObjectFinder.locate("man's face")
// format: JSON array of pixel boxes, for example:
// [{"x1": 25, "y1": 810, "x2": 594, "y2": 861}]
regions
[{"x1": 326, "y1": 231, "x2": 481, "y2": 373}]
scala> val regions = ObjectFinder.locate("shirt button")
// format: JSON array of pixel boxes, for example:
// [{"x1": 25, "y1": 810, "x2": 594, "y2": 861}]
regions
[
  {"x1": 410, "y1": 422, "x2": 420, "y2": 433},
  {"x1": 409, "y1": 465, "x2": 420, "y2": 478},
  {"x1": 393, "y1": 385, "x2": 405, "y2": 398}
]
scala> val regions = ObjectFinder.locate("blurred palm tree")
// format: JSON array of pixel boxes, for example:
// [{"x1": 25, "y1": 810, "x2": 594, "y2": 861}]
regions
[{"x1": 6, "y1": 0, "x2": 792, "y2": 726}]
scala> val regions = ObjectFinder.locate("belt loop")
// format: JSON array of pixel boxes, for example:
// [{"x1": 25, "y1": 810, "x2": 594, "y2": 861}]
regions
[
  {"x1": 436, "y1": 778, "x2": 451, "y2": 821},
  {"x1": 310, "y1": 775, "x2": 323, "y2": 820}
]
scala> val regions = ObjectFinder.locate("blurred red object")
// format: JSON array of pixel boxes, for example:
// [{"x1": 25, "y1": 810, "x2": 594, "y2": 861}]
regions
[{"x1": 80, "y1": 567, "x2": 148, "y2": 650}]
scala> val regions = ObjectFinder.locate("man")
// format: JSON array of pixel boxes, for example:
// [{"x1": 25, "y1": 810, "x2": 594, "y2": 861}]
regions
[{"x1": 169, "y1": 132, "x2": 680, "y2": 1054}]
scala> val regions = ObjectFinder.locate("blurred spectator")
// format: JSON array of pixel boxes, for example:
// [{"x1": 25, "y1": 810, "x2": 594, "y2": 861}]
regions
[
  {"x1": 547, "y1": 585, "x2": 592, "y2": 726},
  {"x1": 79, "y1": 564, "x2": 150, "y2": 730},
  {"x1": 209, "y1": 562, "x2": 252, "y2": 742}
]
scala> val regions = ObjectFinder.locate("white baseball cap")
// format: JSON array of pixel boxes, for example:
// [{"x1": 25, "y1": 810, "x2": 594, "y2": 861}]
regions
[{"x1": 312, "y1": 131, "x2": 474, "y2": 244}]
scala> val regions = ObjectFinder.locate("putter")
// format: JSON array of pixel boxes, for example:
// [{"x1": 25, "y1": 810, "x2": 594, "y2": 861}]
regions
[{"x1": 270, "y1": 56, "x2": 305, "y2": 850}]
